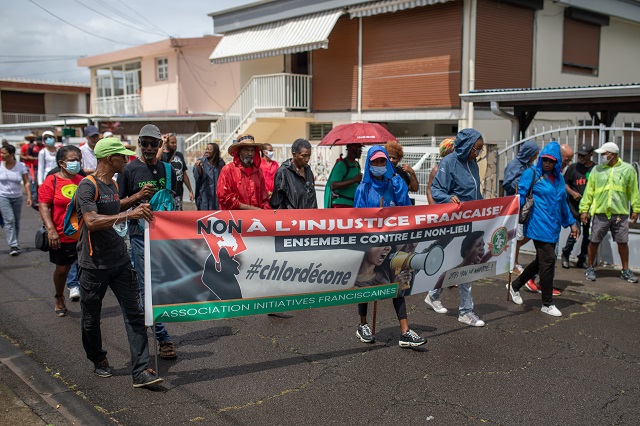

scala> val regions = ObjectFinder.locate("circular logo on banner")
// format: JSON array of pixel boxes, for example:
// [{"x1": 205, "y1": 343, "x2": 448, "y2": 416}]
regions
[{"x1": 490, "y1": 227, "x2": 508, "y2": 256}]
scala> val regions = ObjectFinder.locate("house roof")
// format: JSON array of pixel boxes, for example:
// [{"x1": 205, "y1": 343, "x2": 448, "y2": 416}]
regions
[
  {"x1": 0, "y1": 77, "x2": 90, "y2": 93},
  {"x1": 208, "y1": 0, "x2": 450, "y2": 33},
  {"x1": 459, "y1": 83, "x2": 640, "y2": 110},
  {"x1": 209, "y1": 0, "x2": 450, "y2": 63},
  {"x1": 77, "y1": 37, "x2": 220, "y2": 68}
]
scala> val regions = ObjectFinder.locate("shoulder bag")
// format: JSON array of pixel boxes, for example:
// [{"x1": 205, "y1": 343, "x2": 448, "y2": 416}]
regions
[{"x1": 518, "y1": 171, "x2": 541, "y2": 224}]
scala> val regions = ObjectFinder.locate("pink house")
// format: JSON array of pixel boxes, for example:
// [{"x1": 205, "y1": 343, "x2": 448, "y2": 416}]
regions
[{"x1": 77, "y1": 37, "x2": 240, "y2": 128}]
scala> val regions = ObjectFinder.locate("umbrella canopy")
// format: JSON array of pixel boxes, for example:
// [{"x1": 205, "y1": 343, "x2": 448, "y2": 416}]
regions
[{"x1": 318, "y1": 122, "x2": 396, "y2": 147}]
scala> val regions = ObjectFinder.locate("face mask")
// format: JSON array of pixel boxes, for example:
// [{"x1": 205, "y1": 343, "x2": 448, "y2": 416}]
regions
[
  {"x1": 113, "y1": 220, "x2": 128, "y2": 238},
  {"x1": 370, "y1": 165, "x2": 387, "y2": 177},
  {"x1": 45, "y1": 137, "x2": 55, "y2": 146},
  {"x1": 604, "y1": 153, "x2": 615, "y2": 163},
  {"x1": 264, "y1": 151, "x2": 274, "y2": 160},
  {"x1": 64, "y1": 160, "x2": 81, "y2": 174}
]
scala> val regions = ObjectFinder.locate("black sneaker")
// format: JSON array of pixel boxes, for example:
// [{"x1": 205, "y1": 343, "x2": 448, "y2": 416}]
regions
[
  {"x1": 399, "y1": 329, "x2": 427, "y2": 348},
  {"x1": 9, "y1": 247, "x2": 20, "y2": 256},
  {"x1": 356, "y1": 323, "x2": 375, "y2": 343},
  {"x1": 561, "y1": 256, "x2": 570, "y2": 269},
  {"x1": 94, "y1": 359, "x2": 113, "y2": 378},
  {"x1": 133, "y1": 368, "x2": 164, "y2": 388},
  {"x1": 576, "y1": 259, "x2": 587, "y2": 269}
]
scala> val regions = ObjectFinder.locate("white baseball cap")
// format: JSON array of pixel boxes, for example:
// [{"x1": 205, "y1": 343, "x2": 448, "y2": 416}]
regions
[
  {"x1": 42, "y1": 130, "x2": 54, "y2": 137},
  {"x1": 594, "y1": 142, "x2": 619, "y2": 154}
]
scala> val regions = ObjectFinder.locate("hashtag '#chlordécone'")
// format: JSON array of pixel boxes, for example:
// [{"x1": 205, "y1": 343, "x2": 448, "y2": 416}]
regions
[{"x1": 246, "y1": 258, "x2": 263, "y2": 280}]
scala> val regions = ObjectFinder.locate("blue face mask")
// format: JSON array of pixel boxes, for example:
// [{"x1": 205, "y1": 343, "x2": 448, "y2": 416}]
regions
[
  {"x1": 370, "y1": 165, "x2": 387, "y2": 177},
  {"x1": 45, "y1": 137, "x2": 55, "y2": 146},
  {"x1": 64, "y1": 160, "x2": 81, "y2": 174}
]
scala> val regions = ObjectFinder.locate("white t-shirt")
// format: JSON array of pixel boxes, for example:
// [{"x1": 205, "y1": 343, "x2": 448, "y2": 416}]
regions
[
  {"x1": 0, "y1": 161, "x2": 29, "y2": 198},
  {"x1": 80, "y1": 144, "x2": 97, "y2": 172},
  {"x1": 37, "y1": 148, "x2": 58, "y2": 185}
]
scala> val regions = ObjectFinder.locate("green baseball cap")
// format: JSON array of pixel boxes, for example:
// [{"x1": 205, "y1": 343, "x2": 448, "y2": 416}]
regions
[{"x1": 94, "y1": 137, "x2": 137, "y2": 159}]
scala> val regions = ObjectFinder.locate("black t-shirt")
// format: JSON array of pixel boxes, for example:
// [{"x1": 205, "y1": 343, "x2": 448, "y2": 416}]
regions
[
  {"x1": 76, "y1": 177, "x2": 128, "y2": 269},
  {"x1": 161, "y1": 151, "x2": 187, "y2": 197},
  {"x1": 117, "y1": 158, "x2": 177, "y2": 237},
  {"x1": 564, "y1": 161, "x2": 595, "y2": 218}
]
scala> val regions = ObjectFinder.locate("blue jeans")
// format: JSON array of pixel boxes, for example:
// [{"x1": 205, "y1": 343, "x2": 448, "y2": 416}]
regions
[
  {"x1": 66, "y1": 262, "x2": 79, "y2": 289},
  {"x1": 130, "y1": 234, "x2": 171, "y2": 343},
  {"x1": 0, "y1": 196, "x2": 22, "y2": 248},
  {"x1": 428, "y1": 283, "x2": 474, "y2": 316},
  {"x1": 78, "y1": 265, "x2": 150, "y2": 378}
]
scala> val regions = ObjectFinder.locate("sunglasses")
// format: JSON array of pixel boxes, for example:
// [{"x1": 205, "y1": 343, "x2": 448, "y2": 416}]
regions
[{"x1": 139, "y1": 139, "x2": 160, "y2": 148}]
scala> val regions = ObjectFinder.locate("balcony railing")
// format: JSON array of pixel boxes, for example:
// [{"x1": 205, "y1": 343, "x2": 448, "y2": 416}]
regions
[
  {"x1": 1, "y1": 113, "x2": 58, "y2": 124},
  {"x1": 185, "y1": 73, "x2": 311, "y2": 158},
  {"x1": 94, "y1": 94, "x2": 142, "y2": 115}
]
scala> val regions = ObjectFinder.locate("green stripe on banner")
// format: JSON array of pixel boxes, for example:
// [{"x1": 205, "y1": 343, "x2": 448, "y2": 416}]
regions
[{"x1": 153, "y1": 284, "x2": 399, "y2": 323}]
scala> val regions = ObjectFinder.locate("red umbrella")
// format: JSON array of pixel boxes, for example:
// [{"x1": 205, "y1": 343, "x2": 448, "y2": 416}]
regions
[{"x1": 318, "y1": 122, "x2": 396, "y2": 147}]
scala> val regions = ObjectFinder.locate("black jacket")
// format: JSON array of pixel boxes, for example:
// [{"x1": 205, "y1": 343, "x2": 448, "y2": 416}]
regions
[{"x1": 270, "y1": 159, "x2": 317, "y2": 209}]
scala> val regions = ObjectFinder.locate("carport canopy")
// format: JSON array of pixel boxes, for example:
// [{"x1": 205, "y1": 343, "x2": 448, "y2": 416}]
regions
[{"x1": 460, "y1": 83, "x2": 640, "y2": 139}]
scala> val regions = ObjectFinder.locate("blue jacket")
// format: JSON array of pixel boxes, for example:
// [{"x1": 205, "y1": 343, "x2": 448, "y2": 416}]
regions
[
  {"x1": 354, "y1": 146, "x2": 411, "y2": 208},
  {"x1": 518, "y1": 142, "x2": 575, "y2": 244},
  {"x1": 502, "y1": 140, "x2": 541, "y2": 196},
  {"x1": 431, "y1": 128, "x2": 482, "y2": 203}
]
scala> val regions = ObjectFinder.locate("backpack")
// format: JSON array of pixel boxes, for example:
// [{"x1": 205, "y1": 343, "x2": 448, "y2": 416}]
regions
[
  {"x1": 63, "y1": 175, "x2": 99, "y2": 240},
  {"x1": 148, "y1": 162, "x2": 175, "y2": 212}
]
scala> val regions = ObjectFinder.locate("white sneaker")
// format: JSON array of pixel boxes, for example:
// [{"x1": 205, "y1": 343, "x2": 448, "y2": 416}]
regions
[
  {"x1": 541, "y1": 305, "x2": 562, "y2": 317},
  {"x1": 507, "y1": 283, "x2": 522, "y2": 305},
  {"x1": 424, "y1": 294, "x2": 448, "y2": 314},
  {"x1": 69, "y1": 287, "x2": 81, "y2": 302},
  {"x1": 513, "y1": 264, "x2": 524, "y2": 275},
  {"x1": 458, "y1": 312, "x2": 485, "y2": 327}
]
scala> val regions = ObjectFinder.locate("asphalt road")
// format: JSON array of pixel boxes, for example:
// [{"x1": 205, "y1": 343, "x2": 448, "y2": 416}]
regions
[{"x1": 1, "y1": 202, "x2": 639, "y2": 425}]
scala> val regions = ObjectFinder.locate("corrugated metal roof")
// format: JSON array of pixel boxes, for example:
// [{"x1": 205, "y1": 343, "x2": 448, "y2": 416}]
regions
[
  {"x1": 210, "y1": 9, "x2": 343, "y2": 64},
  {"x1": 460, "y1": 83, "x2": 640, "y2": 103},
  {"x1": 348, "y1": 0, "x2": 451, "y2": 17},
  {"x1": 0, "y1": 77, "x2": 89, "y2": 88}
]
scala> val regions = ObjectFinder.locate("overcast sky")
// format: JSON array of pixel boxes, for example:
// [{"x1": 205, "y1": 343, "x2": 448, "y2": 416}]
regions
[{"x1": 0, "y1": 0, "x2": 255, "y2": 83}]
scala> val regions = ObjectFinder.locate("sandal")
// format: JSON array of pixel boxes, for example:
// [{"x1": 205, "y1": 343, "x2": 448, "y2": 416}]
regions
[
  {"x1": 159, "y1": 341, "x2": 177, "y2": 359},
  {"x1": 54, "y1": 294, "x2": 68, "y2": 317}
]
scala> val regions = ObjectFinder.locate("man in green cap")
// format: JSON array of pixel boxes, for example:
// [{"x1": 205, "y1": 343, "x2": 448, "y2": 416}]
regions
[{"x1": 75, "y1": 137, "x2": 163, "y2": 388}]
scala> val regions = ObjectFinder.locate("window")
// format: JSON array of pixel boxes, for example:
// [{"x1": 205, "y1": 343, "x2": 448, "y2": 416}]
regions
[
  {"x1": 562, "y1": 9, "x2": 608, "y2": 76},
  {"x1": 156, "y1": 57, "x2": 168, "y2": 81},
  {"x1": 308, "y1": 123, "x2": 333, "y2": 140}
]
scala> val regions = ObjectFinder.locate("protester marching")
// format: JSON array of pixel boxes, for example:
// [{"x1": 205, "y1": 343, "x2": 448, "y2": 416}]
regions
[{"x1": 2, "y1": 126, "x2": 639, "y2": 402}]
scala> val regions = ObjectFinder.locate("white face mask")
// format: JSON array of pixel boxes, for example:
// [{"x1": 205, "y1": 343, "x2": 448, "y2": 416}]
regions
[
  {"x1": 264, "y1": 150, "x2": 274, "y2": 160},
  {"x1": 113, "y1": 220, "x2": 128, "y2": 237}
]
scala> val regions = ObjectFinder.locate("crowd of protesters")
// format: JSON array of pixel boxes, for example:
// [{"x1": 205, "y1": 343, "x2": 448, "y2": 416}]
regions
[{"x1": 2, "y1": 125, "x2": 639, "y2": 386}]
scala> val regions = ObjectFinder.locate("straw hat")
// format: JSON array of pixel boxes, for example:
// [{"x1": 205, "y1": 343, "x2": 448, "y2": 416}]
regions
[{"x1": 228, "y1": 133, "x2": 264, "y2": 155}]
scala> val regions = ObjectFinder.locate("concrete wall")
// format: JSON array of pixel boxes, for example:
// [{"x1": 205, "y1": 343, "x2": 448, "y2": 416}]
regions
[
  {"x1": 534, "y1": 1, "x2": 640, "y2": 87},
  {"x1": 44, "y1": 93, "x2": 87, "y2": 115},
  {"x1": 239, "y1": 56, "x2": 284, "y2": 88},
  {"x1": 141, "y1": 53, "x2": 179, "y2": 113},
  {"x1": 177, "y1": 44, "x2": 241, "y2": 115}
]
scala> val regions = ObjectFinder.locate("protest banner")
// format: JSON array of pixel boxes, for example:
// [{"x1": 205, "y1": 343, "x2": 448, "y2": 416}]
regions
[{"x1": 144, "y1": 196, "x2": 519, "y2": 324}]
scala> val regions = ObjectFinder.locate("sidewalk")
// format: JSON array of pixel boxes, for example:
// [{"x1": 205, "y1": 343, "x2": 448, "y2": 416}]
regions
[{"x1": 0, "y1": 335, "x2": 113, "y2": 426}]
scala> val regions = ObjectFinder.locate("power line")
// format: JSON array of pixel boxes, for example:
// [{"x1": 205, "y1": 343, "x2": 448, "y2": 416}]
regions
[
  {"x1": 72, "y1": 0, "x2": 166, "y2": 37},
  {"x1": 26, "y1": 0, "x2": 137, "y2": 46},
  {"x1": 115, "y1": 0, "x2": 172, "y2": 38},
  {"x1": 177, "y1": 48, "x2": 224, "y2": 110}
]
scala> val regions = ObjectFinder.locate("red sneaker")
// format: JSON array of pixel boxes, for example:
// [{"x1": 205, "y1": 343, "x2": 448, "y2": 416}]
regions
[
  {"x1": 552, "y1": 288, "x2": 562, "y2": 296},
  {"x1": 524, "y1": 279, "x2": 540, "y2": 293}
]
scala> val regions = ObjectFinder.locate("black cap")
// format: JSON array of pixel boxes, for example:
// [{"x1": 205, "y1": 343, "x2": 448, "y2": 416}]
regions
[{"x1": 577, "y1": 144, "x2": 594, "y2": 155}]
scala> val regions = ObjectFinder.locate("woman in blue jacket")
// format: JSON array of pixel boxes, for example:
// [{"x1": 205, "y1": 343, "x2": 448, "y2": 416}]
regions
[
  {"x1": 352, "y1": 146, "x2": 426, "y2": 348},
  {"x1": 508, "y1": 142, "x2": 579, "y2": 317}
]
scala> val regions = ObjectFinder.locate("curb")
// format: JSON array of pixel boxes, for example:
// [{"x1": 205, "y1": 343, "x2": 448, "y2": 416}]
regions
[{"x1": 0, "y1": 335, "x2": 114, "y2": 426}]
